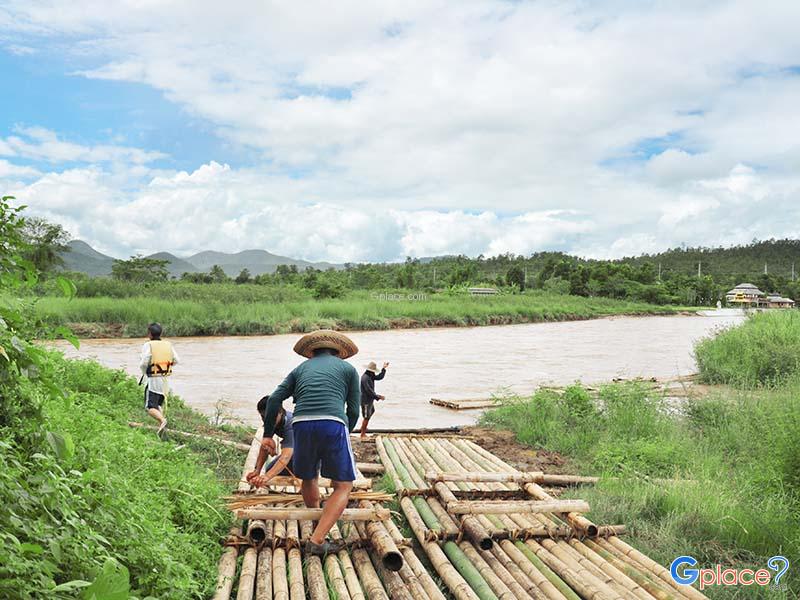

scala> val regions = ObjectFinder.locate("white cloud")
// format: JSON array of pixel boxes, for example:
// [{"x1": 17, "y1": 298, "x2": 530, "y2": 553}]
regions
[
  {"x1": 0, "y1": 127, "x2": 165, "y2": 165},
  {"x1": 0, "y1": 159, "x2": 40, "y2": 178},
  {"x1": 1, "y1": 1, "x2": 800, "y2": 259}
]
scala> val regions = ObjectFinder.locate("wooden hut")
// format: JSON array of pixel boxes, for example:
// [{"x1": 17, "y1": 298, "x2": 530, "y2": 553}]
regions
[
  {"x1": 766, "y1": 294, "x2": 796, "y2": 309},
  {"x1": 725, "y1": 283, "x2": 765, "y2": 307}
]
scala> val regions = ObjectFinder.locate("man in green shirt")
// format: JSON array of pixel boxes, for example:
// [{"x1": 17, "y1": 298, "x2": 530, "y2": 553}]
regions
[{"x1": 258, "y1": 330, "x2": 360, "y2": 556}]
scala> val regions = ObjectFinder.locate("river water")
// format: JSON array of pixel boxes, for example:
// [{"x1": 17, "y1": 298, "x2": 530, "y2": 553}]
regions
[{"x1": 53, "y1": 315, "x2": 743, "y2": 429}]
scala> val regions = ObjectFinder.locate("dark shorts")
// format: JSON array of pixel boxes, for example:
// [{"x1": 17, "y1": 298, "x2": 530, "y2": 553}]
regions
[
  {"x1": 361, "y1": 400, "x2": 375, "y2": 420},
  {"x1": 145, "y1": 389, "x2": 165, "y2": 411},
  {"x1": 292, "y1": 420, "x2": 356, "y2": 482}
]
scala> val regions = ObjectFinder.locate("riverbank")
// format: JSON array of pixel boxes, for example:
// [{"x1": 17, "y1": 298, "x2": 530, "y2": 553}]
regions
[
  {"x1": 34, "y1": 290, "x2": 683, "y2": 338},
  {"x1": 481, "y1": 311, "x2": 800, "y2": 598},
  {"x1": 0, "y1": 351, "x2": 249, "y2": 598}
]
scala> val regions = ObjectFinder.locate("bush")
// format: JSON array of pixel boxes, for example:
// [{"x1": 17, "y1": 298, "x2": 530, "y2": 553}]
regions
[{"x1": 695, "y1": 310, "x2": 800, "y2": 387}]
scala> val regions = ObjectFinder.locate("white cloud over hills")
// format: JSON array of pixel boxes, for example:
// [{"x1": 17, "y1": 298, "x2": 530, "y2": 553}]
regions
[{"x1": 1, "y1": 1, "x2": 800, "y2": 261}]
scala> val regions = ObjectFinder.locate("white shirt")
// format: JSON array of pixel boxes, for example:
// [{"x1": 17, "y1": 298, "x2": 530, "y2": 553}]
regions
[{"x1": 140, "y1": 341, "x2": 180, "y2": 396}]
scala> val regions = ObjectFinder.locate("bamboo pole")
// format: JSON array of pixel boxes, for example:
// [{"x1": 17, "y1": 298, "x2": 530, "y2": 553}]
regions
[
  {"x1": 300, "y1": 520, "x2": 330, "y2": 600},
  {"x1": 601, "y1": 537, "x2": 706, "y2": 600},
  {"x1": 255, "y1": 547, "x2": 272, "y2": 600},
  {"x1": 400, "y1": 545, "x2": 448, "y2": 600},
  {"x1": 524, "y1": 540, "x2": 617, "y2": 600},
  {"x1": 458, "y1": 541, "x2": 520, "y2": 600},
  {"x1": 359, "y1": 500, "x2": 403, "y2": 571},
  {"x1": 427, "y1": 471, "x2": 545, "y2": 483},
  {"x1": 357, "y1": 462, "x2": 385, "y2": 474},
  {"x1": 272, "y1": 548, "x2": 289, "y2": 600},
  {"x1": 502, "y1": 540, "x2": 576, "y2": 600},
  {"x1": 128, "y1": 422, "x2": 253, "y2": 451},
  {"x1": 260, "y1": 475, "x2": 372, "y2": 490},
  {"x1": 288, "y1": 547, "x2": 305, "y2": 600},
  {"x1": 343, "y1": 524, "x2": 390, "y2": 600},
  {"x1": 433, "y1": 481, "x2": 493, "y2": 549},
  {"x1": 246, "y1": 519, "x2": 268, "y2": 545},
  {"x1": 442, "y1": 541, "x2": 500, "y2": 600},
  {"x1": 330, "y1": 525, "x2": 365, "y2": 600},
  {"x1": 400, "y1": 496, "x2": 481, "y2": 600},
  {"x1": 212, "y1": 527, "x2": 241, "y2": 600},
  {"x1": 238, "y1": 427, "x2": 264, "y2": 492},
  {"x1": 579, "y1": 539, "x2": 674, "y2": 600},
  {"x1": 236, "y1": 507, "x2": 390, "y2": 521},
  {"x1": 236, "y1": 547, "x2": 258, "y2": 600},
  {"x1": 448, "y1": 499, "x2": 590, "y2": 515},
  {"x1": 324, "y1": 554, "x2": 352, "y2": 600},
  {"x1": 548, "y1": 540, "x2": 639, "y2": 600},
  {"x1": 375, "y1": 436, "x2": 404, "y2": 491},
  {"x1": 487, "y1": 543, "x2": 554, "y2": 600},
  {"x1": 475, "y1": 544, "x2": 539, "y2": 600}
]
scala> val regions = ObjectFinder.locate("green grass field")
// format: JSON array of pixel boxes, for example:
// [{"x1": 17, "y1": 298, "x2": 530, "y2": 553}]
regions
[
  {"x1": 482, "y1": 312, "x2": 800, "y2": 599},
  {"x1": 34, "y1": 288, "x2": 679, "y2": 337}
]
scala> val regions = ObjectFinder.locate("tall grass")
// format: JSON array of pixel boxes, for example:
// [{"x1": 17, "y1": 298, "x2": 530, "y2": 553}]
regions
[
  {"x1": 34, "y1": 290, "x2": 677, "y2": 337},
  {"x1": 695, "y1": 310, "x2": 800, "y2": 387},
  {"x1": 482, "y1": 329, "x2": 800, "y2": 597}
]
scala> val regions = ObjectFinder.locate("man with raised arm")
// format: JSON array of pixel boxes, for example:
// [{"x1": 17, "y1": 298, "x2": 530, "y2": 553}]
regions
[{"x1": 256, "y1": 330, "x2": 360, "y2": 556}]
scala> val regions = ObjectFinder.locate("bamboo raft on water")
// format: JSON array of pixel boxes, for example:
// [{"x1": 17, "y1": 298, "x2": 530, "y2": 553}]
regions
[
  {"x1": 213, "y1": 427, "x2": 709, "y2": 600},
  {"x1": 429, "y1": 397, "x2": 502, "y2": 410}
]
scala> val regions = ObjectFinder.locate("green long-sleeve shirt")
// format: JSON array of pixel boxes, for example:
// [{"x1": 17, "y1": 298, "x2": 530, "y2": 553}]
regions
[{"x1": 263, "y1": 354, "x2": 361, "y2": 437}]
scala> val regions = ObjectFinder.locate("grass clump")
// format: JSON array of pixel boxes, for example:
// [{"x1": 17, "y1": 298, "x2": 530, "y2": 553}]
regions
[{"x1": 695, "y1": 310, "x2": 800, "y2": 387}]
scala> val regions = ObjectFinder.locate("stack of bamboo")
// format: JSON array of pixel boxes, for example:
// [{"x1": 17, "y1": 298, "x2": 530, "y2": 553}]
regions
[
  {"x1": 212, "y1": 429, "x2": 445, "y2": 600},
  {"x1": 376, "y1": 435, "x2": 709, "y2": 600}
]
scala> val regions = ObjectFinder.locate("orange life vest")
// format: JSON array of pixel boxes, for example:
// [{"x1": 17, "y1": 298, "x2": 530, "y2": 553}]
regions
[{"x1": 147, "y1": 340, "x2": 174, "y2": 376}]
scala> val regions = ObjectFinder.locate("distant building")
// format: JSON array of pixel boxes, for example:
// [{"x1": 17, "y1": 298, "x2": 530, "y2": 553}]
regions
[
  {"x1": 725, "y1": 283, "x2": 765, "y2": 307},
  {"x1": 468, "y1": 287, "x2": 499, "y2": 296},
  {"x1": 725, "y1": 283, "x2": 795, "y2": 309},
  {"x1": 766, "y1": 294, "x2": 796, "y2": 309}
]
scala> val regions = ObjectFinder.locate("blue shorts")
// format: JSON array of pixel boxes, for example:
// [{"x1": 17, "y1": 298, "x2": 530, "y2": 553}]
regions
[{"x1": 292, "y1": 420, "x2": 357, "y2": 482}]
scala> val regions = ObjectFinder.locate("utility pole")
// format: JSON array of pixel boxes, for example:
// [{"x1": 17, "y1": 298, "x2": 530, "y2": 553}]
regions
[
  {"x1": 657, "y1": 262, "x2": 662, "y2": 282},
  {"x1": 433, "y1": 267, "x2": 436, "y2": 286},
  {"x1": 764, "y1": 262, "x2": 768, "y2": 275},
  {"x1": 524, "y1": 266, "x2": 528, "y2": 286},
  {"x1": 792, "y1": 262, "x2": 795, "y2": 282},
  {"x1": 697, "y1": 262, "x2": 701, "y2": 277}
]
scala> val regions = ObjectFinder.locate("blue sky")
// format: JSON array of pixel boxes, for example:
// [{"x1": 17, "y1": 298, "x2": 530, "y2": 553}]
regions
[{"x1": 1, "y1": 1, "x2": 799, "y2": 262}]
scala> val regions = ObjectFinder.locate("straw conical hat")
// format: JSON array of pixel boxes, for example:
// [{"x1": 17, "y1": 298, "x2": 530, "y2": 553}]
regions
[{"x1": 293, "y1": 329, "x2": 358, "y2": 359}]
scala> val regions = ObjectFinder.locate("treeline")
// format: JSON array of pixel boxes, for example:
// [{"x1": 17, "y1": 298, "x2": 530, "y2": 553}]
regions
[{"x1": 23, "y1": 211, "x2": 800, "y2": 305}]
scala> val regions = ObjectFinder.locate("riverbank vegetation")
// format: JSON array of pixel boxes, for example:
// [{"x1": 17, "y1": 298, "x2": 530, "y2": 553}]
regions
[
  {"x1": 1, "y1": 197, "x2": 245, "y2": 598},
  {"x1": 482, "y1": 312, "x2": 800, "y2": 598},
  {"x1": 33, "y1": 287, "x2": 679, "y2": 337}
]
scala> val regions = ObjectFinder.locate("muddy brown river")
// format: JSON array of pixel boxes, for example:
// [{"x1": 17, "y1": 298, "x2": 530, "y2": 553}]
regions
[{"x1": 53, "y1": 315, "x2": 742, "y2": 429}]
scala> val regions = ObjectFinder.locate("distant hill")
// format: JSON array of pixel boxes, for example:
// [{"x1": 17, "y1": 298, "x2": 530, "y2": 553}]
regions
[
  {"x1": 186, "y1": 249, "x2": 340, "y2": 276},
  {"x1": 61, "y1": 240, "x2": 115, "y2": 276},
  {"x1": 145, "y1": 252, "x2": 200, "y2": 277},
  {"x1": 59, "y1": 241, "x2": 343, "y2": 277}
]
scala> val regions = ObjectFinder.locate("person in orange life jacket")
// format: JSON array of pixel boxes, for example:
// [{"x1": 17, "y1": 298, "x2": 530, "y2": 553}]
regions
[
  {"x1": 245, "y1": 395, "x2": 295, "y2": 487},
  {"x1": 140, "y1": 322, "x2": 179, "y2": 436}
]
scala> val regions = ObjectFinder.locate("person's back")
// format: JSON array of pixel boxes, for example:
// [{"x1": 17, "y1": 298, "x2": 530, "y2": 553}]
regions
[{"x1": 290, "y1": 353, "x2": 359, "y2": 426}]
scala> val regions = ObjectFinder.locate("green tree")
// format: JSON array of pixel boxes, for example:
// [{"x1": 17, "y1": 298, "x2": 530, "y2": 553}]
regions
[
  {"x1": 235, "y1": 268, "x2": 251, "y2": 284},
  {"x1": 209, "y1": 264, "x2": 229, "y2": 283},
  {"x1": 506, "y1": 265, "x2": 525, "y2": 290},
  {"x1": 111, "y1": 255, "x2": 169, "y2": 283},
  {"x1": 21, "y1": 217, "x2": 71, "y2": 272}
]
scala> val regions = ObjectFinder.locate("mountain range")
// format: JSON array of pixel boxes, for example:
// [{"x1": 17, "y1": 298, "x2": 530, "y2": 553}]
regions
[{"x1": 60, "y1": 240, "x2": 343, "y2": 277}]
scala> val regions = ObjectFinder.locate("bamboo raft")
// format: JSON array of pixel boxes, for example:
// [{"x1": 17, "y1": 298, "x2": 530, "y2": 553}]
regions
[
  {"x1": 213, "y1": 430, "x2": 708, "y2": 600},
  {"x1": 429, "y1": 398, "x2": 502, "y2": 410}
]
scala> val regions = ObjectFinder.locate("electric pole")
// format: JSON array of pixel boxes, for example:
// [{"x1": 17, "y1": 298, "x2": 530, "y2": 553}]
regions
[
  {"x1": 524, "y1": 266, "x2": 528, "y2": 286},
  {"x1": 792, "y1": 262, "x2": 795, "y2": 282},
  {"x1": 658, "y1": 262, "x2": 662, "y2": 282},
  {"x1": 433, "y1": 267, "x2": 436, "y2": 286},
  {"x1": 764, "y1": 262, "x2": 768, "y2": 275},
  {"x1": 697, "y1": 262, "x2": 701, "y2": 277}
]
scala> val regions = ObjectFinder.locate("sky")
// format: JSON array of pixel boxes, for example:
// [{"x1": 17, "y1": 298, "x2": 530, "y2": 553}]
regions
[{"x1": 1, "y1": 1, "x2": 799, "y2": 263}]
